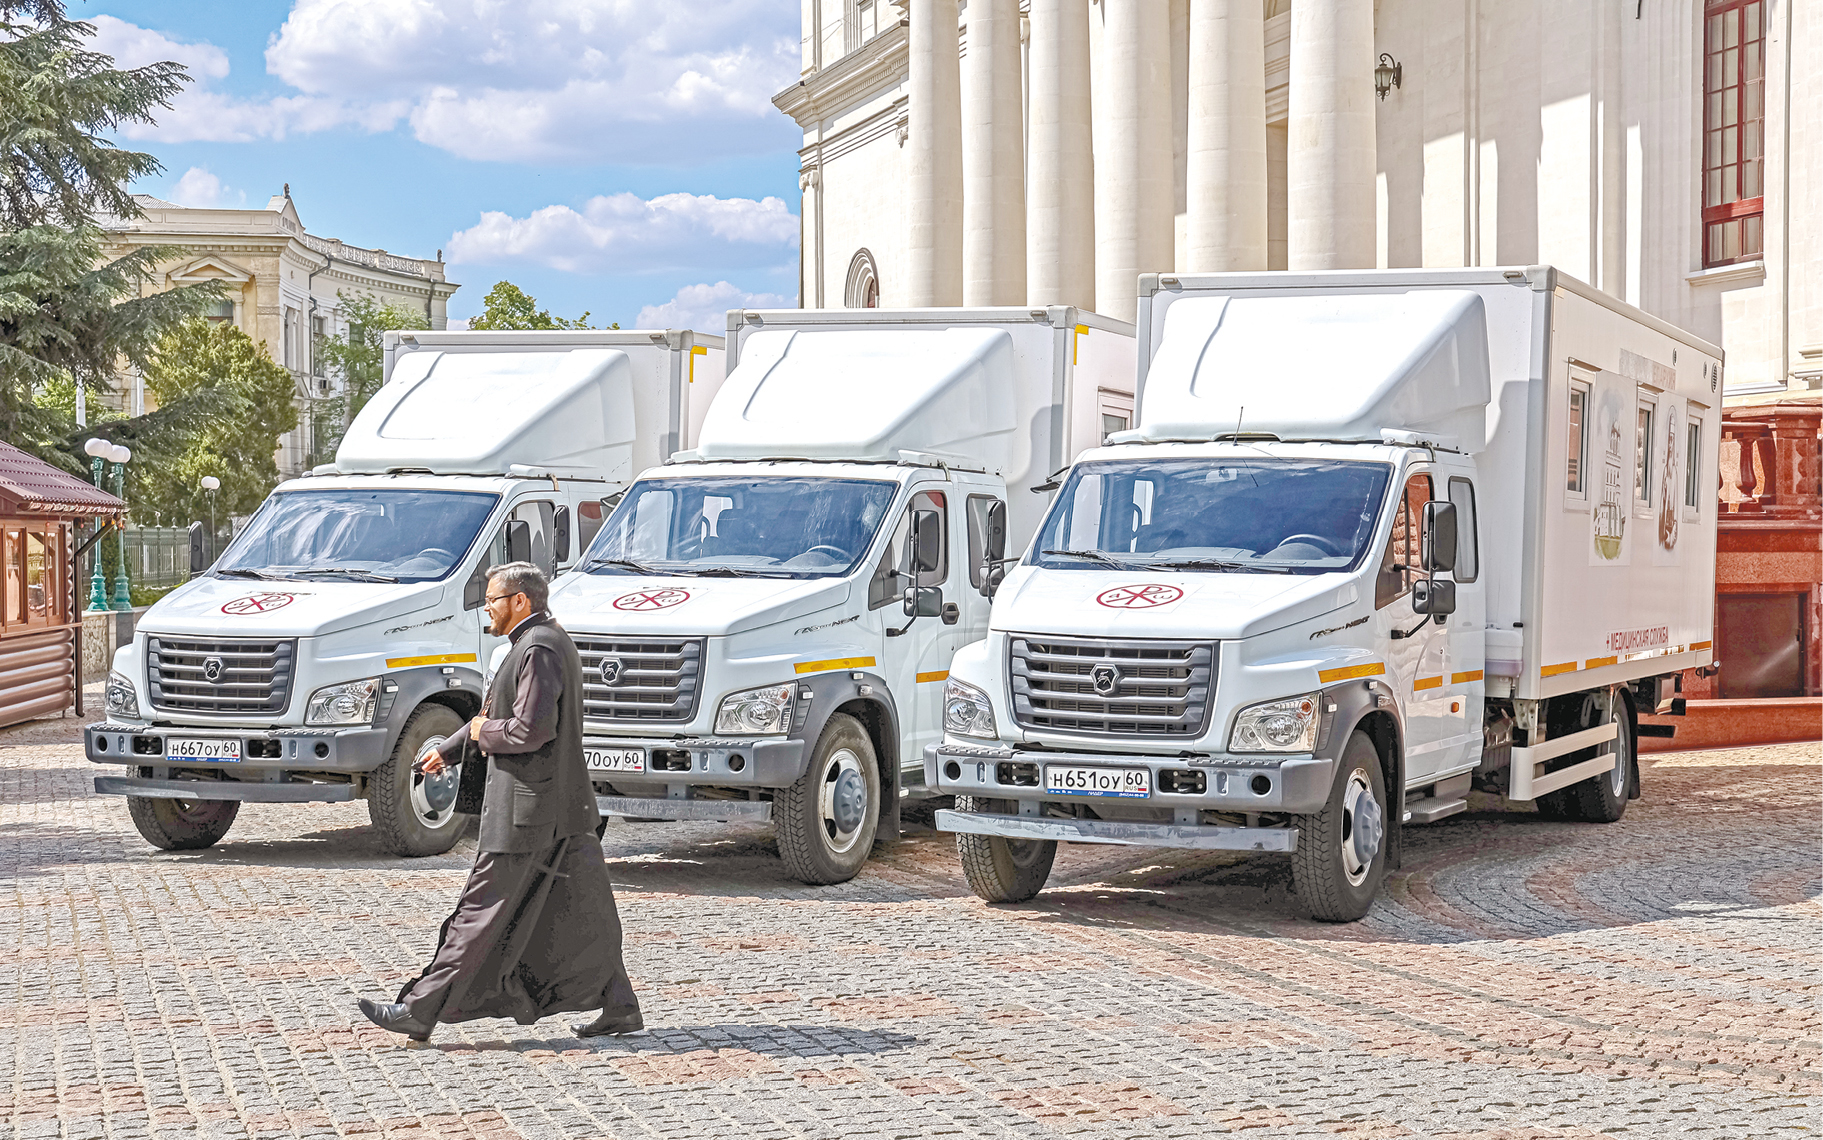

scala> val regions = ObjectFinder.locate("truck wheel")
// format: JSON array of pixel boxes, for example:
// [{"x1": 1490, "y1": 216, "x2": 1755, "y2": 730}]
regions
[
  {"x1": 775, "y1": 713, "x2": 879, "y2": 885},
  {"x1": 1552, "y1": 698, "x2": 1634, "y2": 824},
  {"x1": 368, "y1": 704, "x2": 468, "y2": 858},
  {"x1": 1292, "y1": 732, "x2": 1388, "y2": 923},
  {"x1": 126, "y1": 771, "x2": 239, "y2": 850},
  {"x1": 954, "y1": 796, "x2": 1056, "y2": 903}
]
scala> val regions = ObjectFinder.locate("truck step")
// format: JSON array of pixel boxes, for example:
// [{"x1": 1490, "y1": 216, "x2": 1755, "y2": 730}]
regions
[{"x1": 1403, "y1": 796, "x2": 1468, "y2": 824}]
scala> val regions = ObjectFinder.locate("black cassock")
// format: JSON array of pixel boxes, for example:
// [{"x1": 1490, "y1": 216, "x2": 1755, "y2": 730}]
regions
[{"x1": 396, "y1": 612, "x2": 640, "y2": 1028}]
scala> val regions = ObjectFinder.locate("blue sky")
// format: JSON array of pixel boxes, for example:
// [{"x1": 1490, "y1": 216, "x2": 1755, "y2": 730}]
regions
[{"x1": 81, "y1": 0, "x2": 804, "y2": 329}]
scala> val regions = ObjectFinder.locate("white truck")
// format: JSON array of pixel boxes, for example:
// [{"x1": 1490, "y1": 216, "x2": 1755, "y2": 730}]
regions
[
  {"x1": 85, "y1": 329, "x2": 726, "y2": 856},
  {"x1": 549, "y1": 306, "x2": 1135, "y2": 883},
  {"x1": 929, "y1": 266, "x2": 1720, "y2": 921}
]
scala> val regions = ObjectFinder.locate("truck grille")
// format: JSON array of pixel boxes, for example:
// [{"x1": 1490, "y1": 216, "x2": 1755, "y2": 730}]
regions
[
  {"x1": 1009, "y1": 636, "x2": 1215, "y2": 738},
  {"x1": 575, "y1": 636, "x2": 704, "y2": 723},
  {"x1": 146, "y1": 637, "x2": 296, "y2": 717}
]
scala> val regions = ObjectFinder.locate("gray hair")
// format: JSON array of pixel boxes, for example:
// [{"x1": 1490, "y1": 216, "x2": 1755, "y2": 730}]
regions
[{"x1": 488, "y1": 561, "x2": 549, "y2": 610}]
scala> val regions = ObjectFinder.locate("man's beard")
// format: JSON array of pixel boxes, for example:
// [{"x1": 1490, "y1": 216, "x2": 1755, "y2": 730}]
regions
[{"x1": 488, "y1": 610, "x2": 512, "y2": 636}]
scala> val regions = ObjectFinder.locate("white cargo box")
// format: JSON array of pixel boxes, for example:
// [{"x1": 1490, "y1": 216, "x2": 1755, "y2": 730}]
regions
[
  {"x1": 354, "y1": 330, "x2": 726, "y2": 481},
  {"x1": 1136, "y1": 266, "x2": 1721, "y2": 701},
  {"x1": 715, "y1": 307, "x2": 1136, "y2": 552}
]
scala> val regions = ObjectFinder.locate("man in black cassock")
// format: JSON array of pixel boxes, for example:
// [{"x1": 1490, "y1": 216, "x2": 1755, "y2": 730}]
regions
[{"x1": 357, "y1": 561, "x2": 642, "y2": 1042}]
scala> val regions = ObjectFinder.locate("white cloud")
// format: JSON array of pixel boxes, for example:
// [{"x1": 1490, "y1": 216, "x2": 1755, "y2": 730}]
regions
[
  {"x1": 445, "y1": 193, "x2": 798, "y2": 275},
  {"x1": 167, "y1": 167, "x2": 246, "y2": 208},
  {"x1": 636, "y1": 282, "x2": 793, "y2": 332},
  {"x1": 95, "y1": 1, "x2": 800, "y2": 162}
]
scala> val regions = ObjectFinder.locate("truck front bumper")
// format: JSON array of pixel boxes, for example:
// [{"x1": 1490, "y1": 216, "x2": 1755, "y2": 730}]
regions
[
  {"x1": 85, "y1": 721, "x2": 391, "y2": 776},
  {"x1": 583, "y1": 734, "x2": 807, "y2": 788},
  {"x1": 924, "y1": 741, "x2": 1336, "y2": 815},
  {"x1": 935, "y1": 807, "x2": 1298, "y2": 852},
  {"x1": 93, "y1": 775, "x2": 359, "y2": 803}
]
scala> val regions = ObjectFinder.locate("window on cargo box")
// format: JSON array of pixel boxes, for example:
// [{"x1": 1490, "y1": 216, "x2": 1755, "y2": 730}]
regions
[
  {"x1": 1634, "y1": 400, "x2": 1655, "y2": 507},
  {"x1": 1448, "y1": 478, "x2": 1479, "y2": 583},
  {"x1": 1566, "y1": 381, "x2": 1590, "y2": 496},
  {"x1": 1376, "y1": 473, "x2": 1432, "y2": 608},
  {"x1": 1685, "y1": 420, "x2": 1704, "y2": 512},
  {"x1": 1702, "y1": 0, "x2": 1765, "y2": 268}
]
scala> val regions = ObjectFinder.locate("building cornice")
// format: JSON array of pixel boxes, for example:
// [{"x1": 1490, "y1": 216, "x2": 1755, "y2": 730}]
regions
[{"x1": 774, "y1": 24, "x2": 909, "y2": 126}]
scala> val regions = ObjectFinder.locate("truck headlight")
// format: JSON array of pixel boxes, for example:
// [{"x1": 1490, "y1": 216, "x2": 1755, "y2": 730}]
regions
[
  {"x1": 1229, "y1": 693, "x2": 1320, "y2": 753},
  {"x1": 715, "y1": 683, "x2": 795, "y2": 735},
  {"x1": 943, "y1": 677, "x2": 997, "y2": 739},
  {"x1": 305, "y1": 678, "x2": 380, "y2": 726},
  {"x1": 105, "y1": 672, "x2": 140, "y2": 719}
]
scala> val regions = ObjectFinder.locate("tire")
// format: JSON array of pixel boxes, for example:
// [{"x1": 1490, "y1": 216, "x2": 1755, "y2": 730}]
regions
[
  {"x1": 368, "y1": 703, "x2": 468, "y2": 857},
  {"x1": 954, "y1": 795, "x2": 1056, "y2": 903},
  {"x1": 1292, "y1": 732, "x2": 1389, "y2": 923},
  {"x1": 126, "y1": 770, "x2": 239, "y2": 850},
  {"x1": 775, "y1": 714, "x2": 880, "y2": 885},
  {"x1": 1536, "y1": 692, "x2": 1633, "y2": 823}
]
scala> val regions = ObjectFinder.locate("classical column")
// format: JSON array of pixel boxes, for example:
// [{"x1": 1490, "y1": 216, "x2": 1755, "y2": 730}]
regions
[
  {"x1": 1287, "y1": 0, "x2": 1378, "y2": 269},
  {"x1": 1094, "y1": 0, "x2": 1174, "y2": 323},
  {"x1": 906, "y1": 0, "x2": 965, "y2": 306},
  {"x1": 1185, "y1": 0, "x2": 1268, "y2": 271},
  {"x1": 1026, "y1": 0, "x2": 1095, "y2": 309},
  {"x1": 963, "y1": 0, "x2": 1026, "y2": 305}
]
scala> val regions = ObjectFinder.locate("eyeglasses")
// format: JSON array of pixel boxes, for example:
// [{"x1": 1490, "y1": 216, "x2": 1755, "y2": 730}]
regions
[{"x1": 484, "y1": 592, "x2": 524, "y2": 605}]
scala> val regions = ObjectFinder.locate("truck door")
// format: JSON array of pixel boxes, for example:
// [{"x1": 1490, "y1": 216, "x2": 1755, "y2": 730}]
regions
[
  {"x1": 869, "y1": 488, "x2": 958, "y2": 768},
  {"x1": 1374, "y1": 469, "x2": 1467, "y2": 784},
  {"x1": 471, "y1": 497, "x2": 557, "y2": 673}
]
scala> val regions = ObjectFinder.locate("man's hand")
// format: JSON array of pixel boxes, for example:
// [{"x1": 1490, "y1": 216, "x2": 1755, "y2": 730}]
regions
[
  {"x1": 417, "y1": 747, "x2": 446, "y2": 775},
  {"x1": 469, "y1": 715, "x2": 486, "y2": 741}
]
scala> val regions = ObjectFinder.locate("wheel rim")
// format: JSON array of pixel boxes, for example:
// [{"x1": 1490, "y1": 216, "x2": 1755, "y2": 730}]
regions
[
  {"x1": 1339, "y1": 767, "x2": 1383, "y2": 886},
  {"x1": 168, "y1": 796, "x2": 216, "y2": 822},
  {"x1": 1003, "y1": 838, "x2": 1046, "y2": 868},
  {"x1": 1608, "y1": 711, "x2": 1629, "y2": 796},
  {"x1": 410, "y1": 745, "x2": 463, "y2": 831},
  {"x1": 817, "y1": 747, "x2": 868, "y2": 855}
]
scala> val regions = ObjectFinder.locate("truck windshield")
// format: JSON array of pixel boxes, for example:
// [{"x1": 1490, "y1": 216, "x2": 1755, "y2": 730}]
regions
[
  {"x1": 215, "y1": 489, "x2": 500, "y2": 583},
  {"x1": 580, "y1": 476, "x2": 897, "y2": 578},
  {"x1": 1030, "y1": 457, "x2": 1392, "y2": 574}
]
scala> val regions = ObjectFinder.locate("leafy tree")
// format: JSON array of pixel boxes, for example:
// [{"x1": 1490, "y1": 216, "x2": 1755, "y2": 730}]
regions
[
  {"x1": 131, "y1": 317, "x2": 299, "y2": 524},
  {"x1": 309, "y1": 292, "x2": 428, "y2": 462},
  {"x1": 468, "y1": 280, "x2": 611, "y2": 330},
  {"x1": 0, "y1": 0, "x2": 218, "y2": 470}
]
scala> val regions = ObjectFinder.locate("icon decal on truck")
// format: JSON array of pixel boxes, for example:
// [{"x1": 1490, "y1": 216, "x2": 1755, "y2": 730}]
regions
[
  {"x1": 1095, "y1": 583, "x2": 1183, "y2": 609},
  {"x1": 612, "y1": 588, "x2": 691, "y2": 611},
  {"x1": 221, "y1": 592, "x2": 298, "y2": 614}
]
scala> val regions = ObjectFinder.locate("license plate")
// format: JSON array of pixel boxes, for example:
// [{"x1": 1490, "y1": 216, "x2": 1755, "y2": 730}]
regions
[
  {"x1": 1045, "y1": 764, "x2": 1150, "y2": 798},
  {"x1": 166, "y1": 738, "x2": 241, "y2": 763},
  {"x1": 585, "y1": 746, "x2": 645, "y2": 773}
]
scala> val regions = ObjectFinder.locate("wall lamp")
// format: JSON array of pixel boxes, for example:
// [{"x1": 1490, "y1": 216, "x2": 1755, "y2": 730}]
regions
[{"x1": 1375, "y1": 53, "x2": 1403, "y2": 101}]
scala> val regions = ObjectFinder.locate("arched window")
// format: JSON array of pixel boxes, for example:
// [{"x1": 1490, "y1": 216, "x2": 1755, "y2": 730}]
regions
[{"x1": 844, "y1": 249, "x2": 880, "y2": 308}]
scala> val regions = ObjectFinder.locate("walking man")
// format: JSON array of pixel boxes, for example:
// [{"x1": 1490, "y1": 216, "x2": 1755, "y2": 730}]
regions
[{"x1": 358, "y1": 562, "x2": 642, "y2": 1041}]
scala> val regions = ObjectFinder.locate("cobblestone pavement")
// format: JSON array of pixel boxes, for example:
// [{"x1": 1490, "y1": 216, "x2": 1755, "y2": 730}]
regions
[{"x1": 2, "y1": 711, "x2": 1817, "y2": 1139}]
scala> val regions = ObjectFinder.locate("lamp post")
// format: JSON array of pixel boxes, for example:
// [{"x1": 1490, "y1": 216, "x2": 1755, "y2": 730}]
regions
[
  {"x1": 200, "y1": 475, "x2": 220, "y2": 564},
  {"x1": 83, "y1": 438, "x2": 112, "y2": 611},
  {"x1": 109, "y1": 444, "x2": 133, "y2": 611}
]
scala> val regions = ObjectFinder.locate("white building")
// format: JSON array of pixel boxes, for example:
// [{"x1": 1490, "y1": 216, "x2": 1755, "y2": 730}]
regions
[
  {"x1": 776, "y1": 0, "x2": 1817, "y2": 406},
  {"x1": 100, "y1": 189, "x2": 460, "y2": 476}
]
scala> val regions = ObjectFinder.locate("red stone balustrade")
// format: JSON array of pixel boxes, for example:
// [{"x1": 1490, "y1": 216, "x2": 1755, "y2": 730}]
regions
[{"x1": 1719, "y1": 406, "x2": 1822, "y2": 517}]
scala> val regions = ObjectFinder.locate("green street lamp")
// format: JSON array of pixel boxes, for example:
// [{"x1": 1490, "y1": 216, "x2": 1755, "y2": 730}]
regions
[
  {"x1": 108, "y1": 443, "x2": 133, "y2": 611},
  {"x1": 82, "y1": 438, "x2": 112, "y2": 611}
]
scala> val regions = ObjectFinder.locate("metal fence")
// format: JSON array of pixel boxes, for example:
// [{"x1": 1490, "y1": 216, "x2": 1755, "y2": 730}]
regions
[{"x1": 78, "y1": 526, "x2": 235, "y2": 593}]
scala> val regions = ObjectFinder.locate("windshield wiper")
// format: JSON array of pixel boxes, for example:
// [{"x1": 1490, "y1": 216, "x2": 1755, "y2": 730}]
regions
[
  {"x1": 679, "y1": 566, "x2": 769, "y2": 578},
  {"x1": 215, "y1": 568, "x2": 282, "y2": 580},
  {"x1": 1040, "y1": 548, "x2": 1134, "y2": 568},
  {"x1": 1147, "y1": 558, "x2": 1296, "y2": 574},
  {"x1": 582, "y1": 557, "x2": 656, "y2": 574},
  {"x1": 293, "y1": 568, "x2": 399, "y2": 583}
]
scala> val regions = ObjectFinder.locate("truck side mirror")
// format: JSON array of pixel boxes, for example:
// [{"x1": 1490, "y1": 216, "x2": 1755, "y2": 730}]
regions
[
  {"x1": 1412, "y1": 577, "x2": 1457, "y2": 615},
  {"x1": 553, "y1": 505, "x2": 571, "y2": 564},
  {"x1": 505, "y1": 519, "x2": 533, "y2": 565},
  {"x1": 910, "y1": 509, "x2": 942, "y2": 575},
  {"x1": 903, "y1": 585, "x2": 944, "y2": 618},
  {"x1": 187, "y1": 522, "x2": 206, "y2": 575},
  {"x1": 1421, "y1": 500, "x2": 1458, "y2": 574}
]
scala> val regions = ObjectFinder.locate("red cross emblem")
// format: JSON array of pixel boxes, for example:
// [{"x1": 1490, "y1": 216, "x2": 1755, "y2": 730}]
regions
[
  {"x1": 221, "y1": 592, "x2": 296, "y2": 615},
  {"x1": 612, "y1": 588, "x2": 691, "y2": 611},
  {"x1": 1095, "y1": 583, "x2": 1184, "y2": 609}
]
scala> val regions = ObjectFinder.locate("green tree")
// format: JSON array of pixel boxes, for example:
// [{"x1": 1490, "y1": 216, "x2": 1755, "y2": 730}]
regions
[
  {"x1": 468, "y1": 280, "x2": 611, "y2": 330},
  {"x1": 309, "y1": 292, "x2": 428, "y2": 462},
  {"x1": 131, "y1": 317, "x2": 299, "y2": 524},
  {"x1": 0, "y1": 0, "x2": 218, "y2": 470}
]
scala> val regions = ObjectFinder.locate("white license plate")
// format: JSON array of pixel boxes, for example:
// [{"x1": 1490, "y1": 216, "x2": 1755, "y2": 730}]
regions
[
  {"x1": 585, "y1": 746, "x2": 645, "y2": 773},
  {"x1": 1045, "y1": 764, "x2": 1151, "y2": 798},
  {"x1": 166, "y1": 738, "x2": 241, "y2": 762}
]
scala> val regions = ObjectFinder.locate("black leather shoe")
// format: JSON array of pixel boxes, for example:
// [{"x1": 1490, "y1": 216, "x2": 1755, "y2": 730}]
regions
[
  {"x1": 572, "y1": 1009, "x2": 645, "y2": 1037},
  {"x1": 358, "y1": 998, "x2": 434, "y2": 1041}
]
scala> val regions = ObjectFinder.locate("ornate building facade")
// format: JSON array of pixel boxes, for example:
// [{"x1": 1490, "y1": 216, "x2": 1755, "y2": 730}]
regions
[{"x1": 99, "y1": 189, "x2": 459, "y2": 478}]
